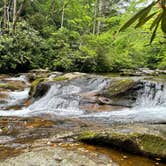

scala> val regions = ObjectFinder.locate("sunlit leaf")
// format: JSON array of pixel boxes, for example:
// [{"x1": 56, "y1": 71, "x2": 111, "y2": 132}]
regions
[
  {"x1": 161, "y1": 9, "x2": 166, "y2": 33},
  {"x1": 150, "y1": 14, "x2": 162, "y2": 44},
  {"x1": 135, "y1": 12, "x2": 158, "y2": 28},
  {"x1": 150, "y1": 12, "x2": 162, "y2": 30},
  {"x1": 119, "y1": 1, "x2": 156, "y2": 31}
]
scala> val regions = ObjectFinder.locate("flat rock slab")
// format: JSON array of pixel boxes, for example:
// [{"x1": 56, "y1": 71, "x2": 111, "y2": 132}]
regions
[{"x1": 0, "y1": 146, "x2": 113, "y2": 166}]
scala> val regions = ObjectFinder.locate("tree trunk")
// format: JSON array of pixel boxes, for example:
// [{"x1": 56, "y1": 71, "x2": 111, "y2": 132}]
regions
[
  {"x1": 96, "y1": 0, "x2": 102, "y2": 35},
  {"x1": 13, "y1": 0, "x2": 26, "y2": 32},
  {"x1": 3, "y1": 0, "x2": 8, "y2": 30},
  {"x1": 61, "y1": 5, "x2": 65, "y2": 28},
  {"x1": 13, "y1": 0, "x2": 17, "y2": 24},
  {"x1": 93, "y1": 1, "x2": 97, "y2": 34}
]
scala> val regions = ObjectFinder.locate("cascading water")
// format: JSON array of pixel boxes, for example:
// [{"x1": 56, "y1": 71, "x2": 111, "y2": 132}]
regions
[
  {"x1": 0, "y1": 75, "x2": 30, "y2": 109},
  {"x1": 0, "y1": 76, "x2": 110, "y2": 116},
  {"x1": 0, "y1": 88, "x2": 30, "y2": 109},
  {"x1": 0, "y1": 74, "x2": 166, "y2": 124},
  {"x1": 82, "y1": 80, "x2": 166, "y2": 124},
  {"x1": 135, "y1": 80, "x2": 166, "y2": 107}
]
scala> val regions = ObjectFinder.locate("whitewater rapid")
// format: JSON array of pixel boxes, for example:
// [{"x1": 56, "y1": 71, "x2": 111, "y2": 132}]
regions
[{"x1": 0, "y1": 75, "x2": 166, "y2": 124}]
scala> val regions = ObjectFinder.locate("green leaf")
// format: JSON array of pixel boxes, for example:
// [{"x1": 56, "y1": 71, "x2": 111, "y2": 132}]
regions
[
  {"x1": 150, "y1": 13, "x2": 162, "y2": 44},
  {"x1": 161, "y1": 9, "x2": 166, "y2": 33},
  {"x1": 119, "y1": 1, "x2": 156, "y2": 32},
  {"x1": 150, "y1": 12, "x2": 162, "y2": 30},
  {"x1": 135, "y1": 12, "x2": 158, "y2": 28}
]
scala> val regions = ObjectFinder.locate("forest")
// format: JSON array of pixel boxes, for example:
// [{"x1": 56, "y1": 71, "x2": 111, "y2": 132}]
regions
[{"x1": 0, "y1": 0, "x2": 165, "y2": 73}]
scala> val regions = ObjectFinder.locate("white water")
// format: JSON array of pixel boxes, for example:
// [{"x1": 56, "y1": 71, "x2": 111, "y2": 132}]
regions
[
  {"x1": 0, "y1": 76, "x2": 166, "y2": 124},
  {"x1": 4, "y1": 75, "x2": 29, "y2": 84},
  {"x1": 81, "y1": 81, "x2": 166, "y2": 123},
  {"x1": 0, "y1": 75, "x2": 30, "y2": 109},
  {"x1": 0, "y1": 88, "x2": 29, "y2": 109},
  {"x1": 0, "y1": 76, "x2": 109, "y2": 117}
]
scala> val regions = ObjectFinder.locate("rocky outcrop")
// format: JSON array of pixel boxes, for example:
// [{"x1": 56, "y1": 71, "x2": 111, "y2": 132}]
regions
[
  {"x1": 120, "y1": 68, "x2": 166, "y2": 76},
  {"x1": 120, "y1": 68, "x2": 159, "y2": 76},
  {"x1": 101, "y1": 78, "x2": 143, "y2": 107},
  {"x1": 29, "y1": 72, "x2": 87, "y2": 99},
  {"x1": 78, "y1": 124, "x2": 166, "y2": 161},
  {"x1": 29, "y1": 78, "x2": 47, "y2": 97}
]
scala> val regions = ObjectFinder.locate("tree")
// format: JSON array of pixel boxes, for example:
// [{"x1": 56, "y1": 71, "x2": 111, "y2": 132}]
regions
[
  {"x1": 119, "y1": 0, "x2": 166, "y2": 44},
  {"x1": 0, "y1": 0, "x2": 27, "y2": 34}
]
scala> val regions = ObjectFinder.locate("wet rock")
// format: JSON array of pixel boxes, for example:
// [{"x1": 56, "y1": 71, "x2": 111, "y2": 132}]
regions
[
  {"x1": 0, "y1": 80, "x2": 26, "y2": 91},
  {"x1": 78, "y1": 124, "x2": 166, "y2": 161},
  {"x1": 0, "y1": 136, "x2": 15, "y2": 144},
  {"x1": 104, "y1": 78, "x2": 136, "y2": 97},
  {"x1": 29, "y1": 78, "x2": 46, "y2": 97},
  {"x1": 120, "y1": 68, "x2": 159, "y2": 76},
  {"x1": 0, "y1": 74, "x2": 11, "y2": 80},
  {"x1": 101, "y1": 78, "x2": 142, "y2": 107},
  {"x1": 30, "y1": 69, "x2": 50, "y2": 74},
  {"x1": 33, "y1": 82, "x2": 51, "y2": 99},
  {"x1": 54, "y1": 72, "x2": 87, "y2": 82},
  {"x1": 26, "y1": 69, "x2": 50, "y2": 82},
  {"x1": 0, "y1": 92, "x2": 9, "y2": 106},
  {"x1": 80, "y1": 104, "x2": 124, "y2": 113},
  {"x1": 0, "y1": 146, "x2": 113, "y2": 166},
  {"x1": 120, "y1": 69, "x2": 143, "y2": 76},
  {"x1": 0, "y1": 93, "x2": 9, "y2": 99}
]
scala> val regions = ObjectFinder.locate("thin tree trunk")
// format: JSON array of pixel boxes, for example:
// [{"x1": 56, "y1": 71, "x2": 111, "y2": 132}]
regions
[
  {"x1": 93, "y1": 1, "x2": 97, "y2": 34},
  {"x1": 13, "y1": 0, "x2": 26, "y2": 32},
  {"x1": 61, "y1": 6, "x2": 65, "y2": 28},
  {"x1": 3, "y1": 0, "x2": 8, "y2": 30},
  {"x1": 13, "y1": 0, "x2": 17, "y2": 24},
  {"x1": 96, "y1": 0, "x2": 102, "y2": 35}
]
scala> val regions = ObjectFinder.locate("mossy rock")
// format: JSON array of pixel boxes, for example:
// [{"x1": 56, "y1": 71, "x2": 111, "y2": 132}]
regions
[
  {"x1": 78, "y1": 124, "x2": 166, "y2": 160},
  {"x1": 108, "y1": 79, "x2": 135, "y2": 97},
  {"x1": 29, "y1": 78, "x2": 46, "y2": 97},
  {"x1": 53, "y1": 72, "x2": 87, "y2": 82},
  {"x1": 0, "y1": 93, "x2": 9, "y2": 100},
  {"x1": 0, "y1": 81, "x2": 26, "y2": 91},
  {"x1": 53, "y1": 76, "x2": 69, "y2": 82}
]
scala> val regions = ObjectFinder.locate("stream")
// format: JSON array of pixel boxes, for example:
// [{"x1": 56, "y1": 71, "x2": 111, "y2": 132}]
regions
[
  {"x1": 0, "y1": 73, "x2": 166, "y2": 166},
  {"x1": 0, "y1": 74, "x2": 166, "y2": 124}
]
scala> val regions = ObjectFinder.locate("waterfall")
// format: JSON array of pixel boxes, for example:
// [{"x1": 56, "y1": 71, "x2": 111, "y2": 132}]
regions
[
  {"x1": 0, "y1": 76, "x2": 110, "y2": 117},
  {"x1": 0, "y1": 75, "x2": 166, "y2": 124},
  {"x1": 81, "y1": 80, "x2": 166, "y2": 124},
  {"x1": 135, "y1": 80, "x2": 166, "y2": 107}
]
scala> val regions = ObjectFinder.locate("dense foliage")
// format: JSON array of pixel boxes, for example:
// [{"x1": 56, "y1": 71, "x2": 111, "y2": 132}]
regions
[{"x1": 0, "y1": 0, "x2": 166, "y2": 73}]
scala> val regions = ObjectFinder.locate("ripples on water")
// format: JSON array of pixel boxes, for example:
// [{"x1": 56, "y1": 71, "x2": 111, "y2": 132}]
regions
[{"x1": 0, "y1": 76, "x2": 166, "y2": 124}]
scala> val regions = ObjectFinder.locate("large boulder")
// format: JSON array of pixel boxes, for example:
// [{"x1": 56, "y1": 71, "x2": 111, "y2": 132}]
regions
[
  {"x1": 78, "y1": 124, "x2": 166, "y2": 161},
  {"x1": 101, "y1": 78, "x2": 143, "y2": 107},
  {"x1": 30, "y1": 72, "x2": 87, "y2": 99},
  {"x1": 53, "y1": 72, "x2": 87, "y2": 82}
]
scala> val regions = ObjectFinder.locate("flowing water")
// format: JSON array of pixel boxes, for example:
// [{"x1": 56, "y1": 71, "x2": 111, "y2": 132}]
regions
[
  {"x1": 0, "y1": 76, "x2": 110, "y2": 117},
  {"x1": 81, "y1": 80, "x2": 166, "y2": 124},
  {"x1": 0, "y1": 75, "x2": 166, "y2": 124}
]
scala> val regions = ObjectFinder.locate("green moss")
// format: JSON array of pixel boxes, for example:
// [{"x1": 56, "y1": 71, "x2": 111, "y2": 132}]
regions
[
  {"x1": 108, "y1": 79, "x2": 135, "y2": 96},
  {"x1": 138, "y1": 134, "x2": 166, "y2": 156},
  {"x1": 78, "y1": 131, "x2": 97, "y2": 140},
  {"x1": 0, "y1": 83, "x2": 22, "y2": 91},
  {"x1": 29, "y1": 78, "x2": 45, "y2": 96},
  {"x1": 53, "y1": 76, "x2": 68, "y2": 82}
]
